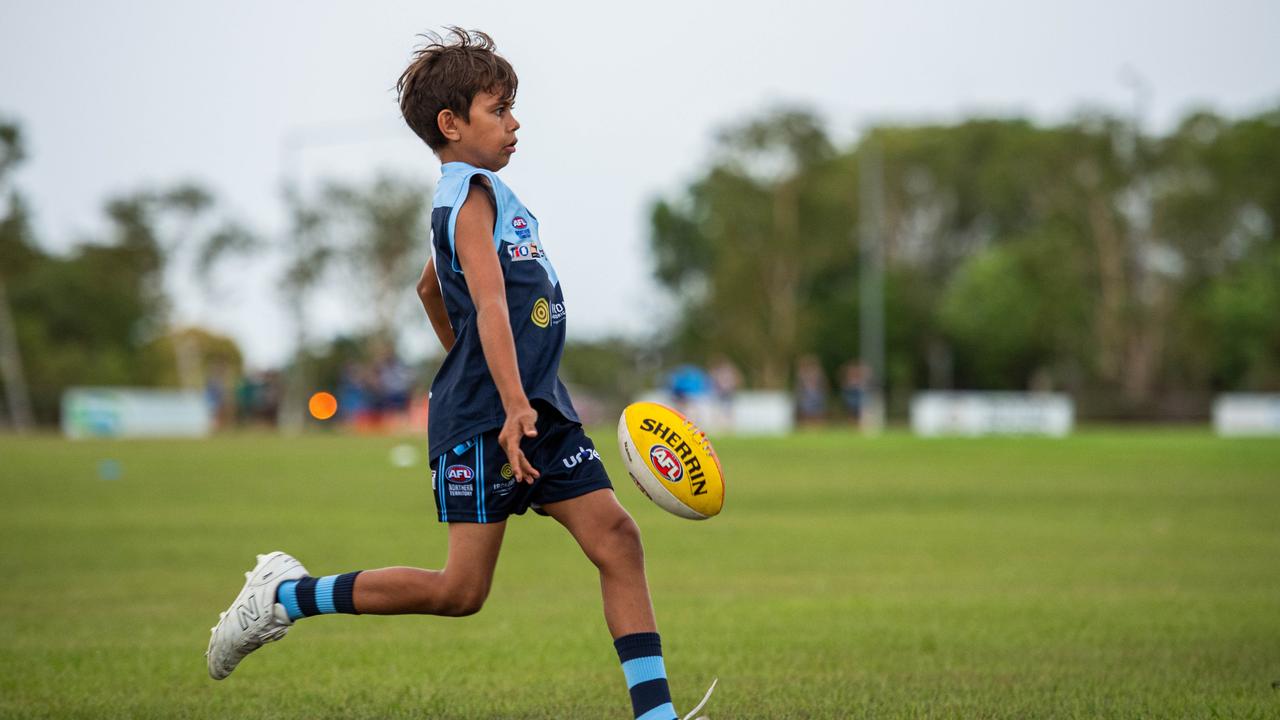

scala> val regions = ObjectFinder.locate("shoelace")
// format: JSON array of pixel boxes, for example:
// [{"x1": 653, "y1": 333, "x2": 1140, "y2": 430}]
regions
[{"x1": 681, "y1": 678, "x2": 718, "y2": 720}]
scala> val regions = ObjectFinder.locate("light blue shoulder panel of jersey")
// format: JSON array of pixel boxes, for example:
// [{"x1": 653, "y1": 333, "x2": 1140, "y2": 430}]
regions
[
  {"x1": 433, "y1": 162, "x2": 557, "y2": 286},
  {"x1": 434, "y1": 162, "x2": 504, "y2": 272}
]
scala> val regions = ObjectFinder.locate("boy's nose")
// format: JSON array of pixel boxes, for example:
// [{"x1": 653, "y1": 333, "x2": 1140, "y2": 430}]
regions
[{"x1": 509, "y1": 113, "x2": 521, "y2": 131}]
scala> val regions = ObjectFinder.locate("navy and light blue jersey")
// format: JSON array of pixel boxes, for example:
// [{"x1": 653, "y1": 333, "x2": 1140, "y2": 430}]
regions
[{"x1": 427, "y1": 161, "x2": 578, "y2": 459}]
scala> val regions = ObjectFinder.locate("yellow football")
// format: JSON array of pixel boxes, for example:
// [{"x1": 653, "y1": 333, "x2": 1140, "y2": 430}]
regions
[{"x1": 616, "y1": 401, "x2": 725, "y2": 520}]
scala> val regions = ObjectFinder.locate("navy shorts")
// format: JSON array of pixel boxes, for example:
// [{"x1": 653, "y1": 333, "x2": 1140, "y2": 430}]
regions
[{"x1": 430, "y1": 402, "x2": 612, "y2": 523}]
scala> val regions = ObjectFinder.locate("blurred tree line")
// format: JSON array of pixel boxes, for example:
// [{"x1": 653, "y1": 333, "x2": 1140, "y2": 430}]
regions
[
  {"x1": 0, "y1": 117, "x2": 432, "y2": 427},
  {"x1": 0, "y1": 112, "x2": 650, "y2": 428},
  {"x1": 0, "y1": 120, "x2": 252, "y2": 425},
  {"x1": 4, "y1": 102, "x2": 1278, "y2": 427},
  {"x1": 650, "y1": 105, "x2": 1280, "y2": 419}
]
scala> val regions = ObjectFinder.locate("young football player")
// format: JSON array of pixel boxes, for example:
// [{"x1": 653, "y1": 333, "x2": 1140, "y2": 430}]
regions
[{"x1": 206, "y1": 28, "x2": 714, "y2": 720}]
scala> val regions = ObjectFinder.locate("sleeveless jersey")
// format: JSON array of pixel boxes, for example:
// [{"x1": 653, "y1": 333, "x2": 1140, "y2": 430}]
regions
[{"x1": 427, "y1": 161, "x2": 579, "y2": 458}]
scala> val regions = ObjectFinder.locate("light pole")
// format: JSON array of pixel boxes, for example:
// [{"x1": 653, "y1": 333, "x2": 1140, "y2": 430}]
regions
[
  {"x1": 858, "y1": 136, "x2": 886, "y2": 434},
  {"x1": 0, "y1": 275, "x2": 33, "y2": 432}
]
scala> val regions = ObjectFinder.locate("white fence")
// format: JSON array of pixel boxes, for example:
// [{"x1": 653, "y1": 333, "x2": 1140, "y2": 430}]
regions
[
  {"x1": 1213, "y1": 394, "x2": 1280, "y2": 436},
  {"x1": 911, "y1": 392, "x2": 1074, "y2": 437},
  {"x1": 634, "y1": 390, "x2": 794, "y2": 436},
  {"x1": 62, "y1": 387, "x2": 212, "y2": 439}
]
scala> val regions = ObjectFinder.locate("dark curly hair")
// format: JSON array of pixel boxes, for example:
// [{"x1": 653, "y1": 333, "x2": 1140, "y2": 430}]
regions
[{"x1": 396, "y1": 28, "x2": 518, "y2": 152}]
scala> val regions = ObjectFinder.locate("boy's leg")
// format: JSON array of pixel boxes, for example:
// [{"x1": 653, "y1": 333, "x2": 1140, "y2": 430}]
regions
[
  {"x1": 352, "y1": 521, "x2": 507, "y2": 616},
  {"x1": 282, "y1": 429, "x2": 514, "y2": 621},
  {"x1": 208, "y1": 522, "x2": 506, "y2": 679},
  {"x1": 544, "y1": 489, "x2": 685, "y2": 720},
  {"x1": 542, "y1": 489, "x2": 654, "y2": 637}
]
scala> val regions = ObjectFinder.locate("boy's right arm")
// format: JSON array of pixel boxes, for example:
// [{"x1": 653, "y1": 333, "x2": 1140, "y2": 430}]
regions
[
  {"x1": 416, "y1": 257, "x2": 456, "y2": 353},
  {"x1": 454, "y1": 182, "x2": 541, "y2": 484}
]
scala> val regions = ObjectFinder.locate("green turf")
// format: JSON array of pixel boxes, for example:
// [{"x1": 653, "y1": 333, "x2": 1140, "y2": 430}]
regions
[{"x1": 1, "y1": 429, "x2": 1278, "y2": 718}]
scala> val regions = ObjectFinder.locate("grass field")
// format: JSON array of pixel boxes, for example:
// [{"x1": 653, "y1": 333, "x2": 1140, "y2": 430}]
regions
[{"x1": 1, "y1": 429, "x2": 1278, "y2": 719}]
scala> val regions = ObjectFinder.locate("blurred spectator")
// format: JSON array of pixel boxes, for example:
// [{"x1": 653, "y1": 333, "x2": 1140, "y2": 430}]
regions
[
  {"x1": 258, "y1": 371, "x2": 281, "y2": 425},
  {"x1": 338, "y1": 361, "x2": 372, "y2": 424},
  {"x1": 350, "y1": 362, "x2": 383, "y2": 431},
  {"x1": 669, "y1": 364, "x2": 712, "y2": 402},
  {"x1": 708, "y1": 355, "x2": 741, "y2": 406},
  {"x1": 840, "y1": 361, "x2": 868, "y2": 423},
  {"x1": 708, "y1": 355, "x2": 741, "y2": 430},
  {"x1": 204, "y1": 359, "x2": 233, "y2": 430},
  {"x1": 376, "y1": 351, "x2": 414, "y2": 417},
  {"x1": 794, "y1": 355, "x2": 829, "y2": 425},
  {"x1": 235, "y1": 370, "x2": 280, "y2": 427},
  {"x1": 235, "y1": 374, "x2": 258, "y2": 426}
]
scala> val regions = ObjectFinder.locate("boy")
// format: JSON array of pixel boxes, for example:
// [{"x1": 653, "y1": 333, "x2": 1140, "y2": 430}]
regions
[{"x1": 206, "y1": 28, "x2": 714, "y2": 720}]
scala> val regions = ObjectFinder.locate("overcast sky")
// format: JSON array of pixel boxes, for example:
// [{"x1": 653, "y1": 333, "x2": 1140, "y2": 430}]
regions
[{"x1": 2, "y1": 0, "x2": 1277, "y2": 368}]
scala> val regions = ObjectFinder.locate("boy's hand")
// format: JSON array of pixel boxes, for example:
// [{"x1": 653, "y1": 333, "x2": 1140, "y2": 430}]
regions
[{"x1": 499, "y1": 401, "x2": 540, "y2": 483}]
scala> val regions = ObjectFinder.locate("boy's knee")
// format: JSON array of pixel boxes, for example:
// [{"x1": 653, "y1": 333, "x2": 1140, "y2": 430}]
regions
[
  {"x1": 438, "y1": 580, "x2": 490, "y2": 617},
  {"x1": 441, "y1": 591, "x2": 487, "y2": 617},
  {"x1": 612, "y1": 513, "x2": 643, "y2": 548},
  {"x1": 590, "y1": 512, "x2": 644, "y2": 569}
]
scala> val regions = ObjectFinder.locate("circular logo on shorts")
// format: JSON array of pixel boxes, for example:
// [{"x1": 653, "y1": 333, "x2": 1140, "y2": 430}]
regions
[
  {"x1": 531, "y1": 298, "x2": 551, "y2": 328},
  {"x1": 648, "y1": 445, "x2": 684, "y2": 483},
  {"x1": 500, "y1": 463, "x2": 514, "y2": 480}
]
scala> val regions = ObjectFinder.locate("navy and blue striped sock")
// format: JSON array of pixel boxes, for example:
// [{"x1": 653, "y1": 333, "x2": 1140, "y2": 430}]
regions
[
  {"x1": 276, "y1": 572, "x2": 361, "y2": 621},
  {"x1": 615, "y1": 632, "x2": 677, "y2": 720}
]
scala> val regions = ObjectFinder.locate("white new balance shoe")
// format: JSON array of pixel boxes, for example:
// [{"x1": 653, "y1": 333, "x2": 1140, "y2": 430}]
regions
[{"x1": 206, "y1": 551, "x2": 309, "y2": 680}]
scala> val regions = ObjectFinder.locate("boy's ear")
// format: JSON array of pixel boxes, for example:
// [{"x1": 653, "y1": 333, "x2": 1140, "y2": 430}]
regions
[{"x1": 437, "y1": 109, "x2": 462, "y2": 143}]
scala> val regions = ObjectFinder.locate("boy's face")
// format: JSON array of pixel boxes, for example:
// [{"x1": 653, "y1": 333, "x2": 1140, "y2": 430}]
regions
[{"x1": 446, "y1": 89, "x2": 520, "y2": 171}]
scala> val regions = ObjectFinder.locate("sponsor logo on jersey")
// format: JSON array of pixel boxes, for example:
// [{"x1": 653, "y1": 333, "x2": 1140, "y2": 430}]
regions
[
  {"x1": 649, "y1": 445, "x2": 684, "y2": 483},
  {"x1": 531, "y1": 298, "x2": 566, "y2": 329},
  {"x1": 531, "y1": 298, "x2": 551, "y2": 328},
  {"x1": 445, "y1": 464, "x2": 474, "y2": 483},
  {"x1": 561, "y1": 446, "x2": 602, "y2": 469},
  {"x1": 512, "y1": 216, "x2": 532, "y2": 239},
  {"x1": 500, "y1": 463, "x2": 514, "y2": 480},
  {"x1": 639, "y1": 418, "x2": 709, "y2": 496},
  {"x1": 508, "y1": 240, "x2": 544, "y2": 262}
]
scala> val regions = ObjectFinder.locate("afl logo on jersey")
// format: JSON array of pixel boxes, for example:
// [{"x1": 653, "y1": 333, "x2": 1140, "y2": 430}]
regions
[{"x1": 512, "y1": 216, "x2": 532, "y2": 239}]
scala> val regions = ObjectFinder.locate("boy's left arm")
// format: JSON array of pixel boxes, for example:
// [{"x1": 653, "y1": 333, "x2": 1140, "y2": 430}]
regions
[{"x1": 416, "y1": 257, "x2": 455, "y2": 353}]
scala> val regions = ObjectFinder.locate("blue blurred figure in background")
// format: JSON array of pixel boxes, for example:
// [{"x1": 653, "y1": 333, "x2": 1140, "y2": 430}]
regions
[{"x1": 668, "y1": 364, "x2": 712, "y2": 412}]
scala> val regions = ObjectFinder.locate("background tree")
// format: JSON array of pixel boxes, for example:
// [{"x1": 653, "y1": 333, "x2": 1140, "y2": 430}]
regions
[
  {"x1": 651, "y1": 108, "x2": 843, "y2": 388},
  {"x1": 319, "y1": 173, "x2": 431, "y2": 350},
  {"x1": 648, "y1": 104, "x2": 1280, "y2": 419},
  {"x1": 0, "y1": 118, "x2": 253, "y2": 423}
]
